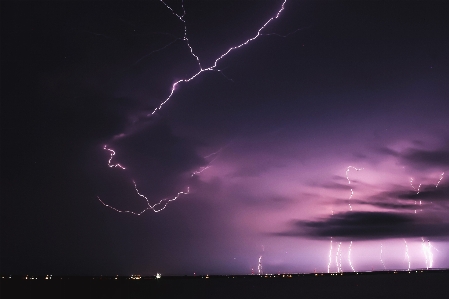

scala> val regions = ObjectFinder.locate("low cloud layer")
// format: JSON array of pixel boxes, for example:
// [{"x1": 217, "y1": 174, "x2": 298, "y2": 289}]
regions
[{"x1": 278, "y1": 211, "x2": 449, "y2": 241}]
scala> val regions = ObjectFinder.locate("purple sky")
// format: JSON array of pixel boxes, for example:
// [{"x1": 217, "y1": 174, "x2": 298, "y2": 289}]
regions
[{"x1": 2, "y1": 0, "x2": 449, "y2": 275}]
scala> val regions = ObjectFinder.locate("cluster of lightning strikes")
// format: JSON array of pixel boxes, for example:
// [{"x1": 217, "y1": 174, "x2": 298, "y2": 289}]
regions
[
  {"x1": 98, "y1": 0, "x2": 290, "y2": 214},
  {"x1": 327, "y1": 167, "x2": 363, "y2": 273},
  {"x1": 327, "y1": 169, "x2": 443, "y2": 272},
  {"x1": 149, "y1": 0, "x2": 287, "y2": 116},
  {"x1": 398, "y1": 172, "x2": 447, "y2": 271},
  {"x1": 335, "y1": 242, "x2": 342, "y2": 273},
  {"x1": 404, "y1": 240, "x2": 411, "y2": 271}
]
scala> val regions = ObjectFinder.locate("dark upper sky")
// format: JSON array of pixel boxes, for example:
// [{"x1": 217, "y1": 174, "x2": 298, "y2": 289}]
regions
[{"x1": 2, "y1": 0, "x2": 449, "y2": 275}]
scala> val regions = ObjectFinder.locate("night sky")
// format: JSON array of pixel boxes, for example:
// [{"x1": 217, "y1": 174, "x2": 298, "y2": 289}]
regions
[{"x1": 2, "y1": 0, "x2": 449, "y2": 276}]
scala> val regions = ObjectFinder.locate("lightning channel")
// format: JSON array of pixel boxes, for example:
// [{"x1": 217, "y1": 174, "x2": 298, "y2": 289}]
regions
[
  {"x1": 99, "y1": 1, "x2": 291, "y2": 215},
  {"x1": 148, "y1": 0, "x2": 288, "y2": 116},
  {"x1": 104, "y1": 145, "x2": 126, "y2": 169},
  {"x1": 348, "y1": 241, "x2": 355, "y2": 272}
]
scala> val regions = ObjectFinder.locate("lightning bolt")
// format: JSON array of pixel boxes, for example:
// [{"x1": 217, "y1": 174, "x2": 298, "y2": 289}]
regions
[
  {"x1": 335, "y1": 242, "x2": 342, "y2": 273},
  {"x1": 380, "y1": 244, "x2": 386, "y2": 270},
  {"x1": 191, "y1": 147, "x2": 225, "y2": 177},
  {"x1": 98, "y1": 1, "x2": 291, "y2": 214},
  {"x1": 104, "y1": 145, "x2": 126, "y2": 169},
  {"x1": 422, "y1": 238, "x2": 434, "y2": 270},
  {"x1": 98, "y1": 146, "x2": 189, "y2": 215},
  {"x1": 348, "y1": 241, "x2": 355, "y2": 272},
  {"x1": 148, "y1": 0, "x2": 288, "y2": 116},
  {"x1": 404, "y1": 239, "x2": 410, "y2": 271},
  {"x1": 328, "y1": 238, "x2": 333, "y2": 273},
  {"x1": 409, "y1": 177, "x2": 422, "y2": 213},
  {"x1": 326, "y1": 167, "x2": 362, "y2": 273},
  {"x1": 97, "y1": 186, "x2": 189, "y2": 215},
  {"x1": 436, "y1": 172, "x2": 444, "y2": 188},
  {"x1": 346, "y1": 166, "x2": 363, "y2": 211}
]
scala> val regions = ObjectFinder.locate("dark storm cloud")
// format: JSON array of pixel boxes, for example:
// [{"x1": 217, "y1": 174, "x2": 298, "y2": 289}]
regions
[
  {"x1": 370, "y1": 182, "x2": 449, "y2": 203},
  {"x1": 335, "y1": 182, "x2": 449, "y2": 212},
  {"x1": 402, "y1": 147, "x2": 449, "y2": 168},
  {"x1": 378, "y1": 143, "x2": 449, "y2": 170},
  {"x1": 111, "y1": 120, "x2": 206, "y2": 179},
  {"x1": 398, "y1": 183, "x2": 449, "y2": 201},
  {"x1": 277, "y1": 211, "x2": 449, "y2": 240}
]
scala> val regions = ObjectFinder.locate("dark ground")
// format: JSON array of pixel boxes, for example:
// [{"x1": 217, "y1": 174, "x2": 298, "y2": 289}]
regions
[{"x1": 1, "y1": 271, "x2": 448, "y2": 299}]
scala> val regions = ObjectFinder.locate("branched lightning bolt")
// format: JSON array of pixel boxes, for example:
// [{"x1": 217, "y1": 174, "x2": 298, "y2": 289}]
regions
[
  {"x1": 148, "y1": 0, "x2": 288, "y2": 116},
  {"x1": 97, "y1": 182, "x2": 189, "y2": 215},
  {"x1": 98, "y1": 146, "x2": 189, "y2": 215},
  {"x1": 99, "y1": 1, "x2": 291, "y2": 215}
]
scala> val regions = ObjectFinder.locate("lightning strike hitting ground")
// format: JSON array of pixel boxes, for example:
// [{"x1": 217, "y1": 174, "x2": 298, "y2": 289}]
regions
[
  {"x1": 327, "y1": 238, "x2": 333, "y2": 273},
  {"x1": 335, "y1": 242, "x2": 342, "y2": 273},
  {"x1": 380, "y1": 244, "x2": 386, "y2": 270},
  {"x1": 422, "y1": 238, "x2": 433, "y2": 270},
  {"x1": 404, "y1": 239, "x2": 410, "y2": 271},
  {"x1": 348, "y1": 241, "x2": 355, "y2": 272},
  {"x1": 258, "y1": 256, "x2": 263, "y2": 275}
]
